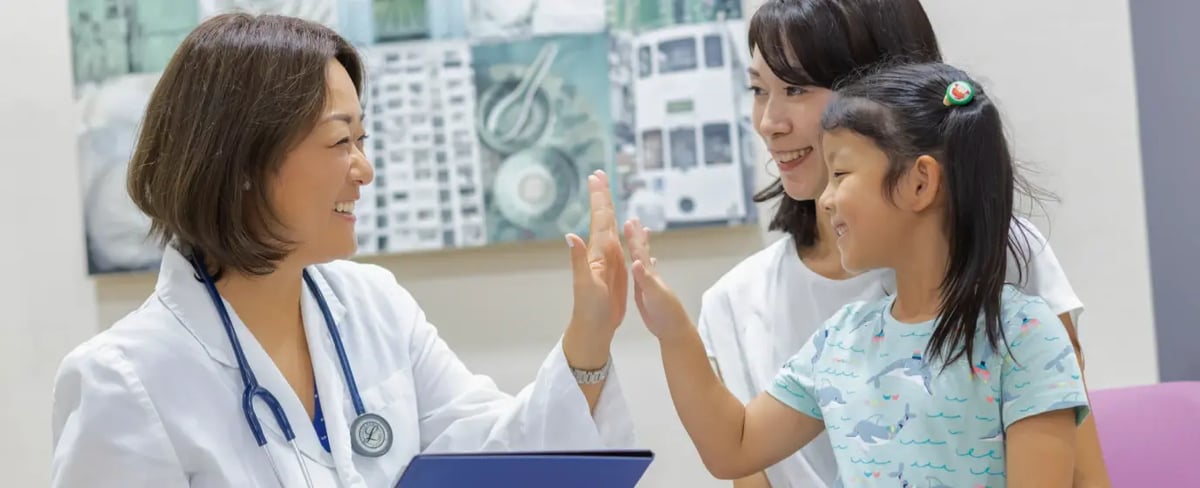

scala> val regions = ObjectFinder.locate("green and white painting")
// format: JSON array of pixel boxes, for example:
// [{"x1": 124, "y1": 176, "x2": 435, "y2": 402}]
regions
[{"x1": 68, "y1": 0, "x2": 756, "y2": 274}]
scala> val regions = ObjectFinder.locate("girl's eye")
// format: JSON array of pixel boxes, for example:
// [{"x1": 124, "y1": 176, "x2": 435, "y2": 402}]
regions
[
  {"x1": 785, "y1": 86, "x2": 808, "y2": 96},
  {"x1": 748, "y1": 86, "x2": 765, "y2": 96},
  {"x1": 832, "y1": 171, "x2": 848, "y2": 179}
]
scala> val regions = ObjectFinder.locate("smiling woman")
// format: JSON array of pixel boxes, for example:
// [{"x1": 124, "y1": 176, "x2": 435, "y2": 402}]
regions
[
  {"x1": 126, "y1": 15, "x2": 370, "y2": 278},
  {"x1": 51, "y1": 13, "x2": 636, "y2": 488}
]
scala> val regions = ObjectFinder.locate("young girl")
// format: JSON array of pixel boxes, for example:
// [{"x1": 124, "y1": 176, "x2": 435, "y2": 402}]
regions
[{"x1": 626, "y1": 62, "x2": 1089, "y2": 487}]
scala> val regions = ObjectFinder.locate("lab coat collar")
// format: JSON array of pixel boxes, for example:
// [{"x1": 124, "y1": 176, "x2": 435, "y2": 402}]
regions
[
  {"x1": 155, "y1": 246, "x2": 241, "y2": 370},
  {"x1": 155, "y1": 246, "x2": 348, "y2": 368},
  {"x1": 155, "y1": 246, "x2": 347, "y2": 468}
]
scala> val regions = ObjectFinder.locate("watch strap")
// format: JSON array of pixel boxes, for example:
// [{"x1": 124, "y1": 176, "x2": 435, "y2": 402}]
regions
[{"x1": 570, "y1": 357, "x2": 611, "y2": 384}]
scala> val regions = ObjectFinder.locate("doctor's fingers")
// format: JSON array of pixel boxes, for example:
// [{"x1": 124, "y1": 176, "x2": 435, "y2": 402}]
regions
[
  {"x1": 565, "y1": 233, "x2": 596, "y2": 288},
  {"x1": 586, "y1": 170, "x2": 619, "y2": 250}
]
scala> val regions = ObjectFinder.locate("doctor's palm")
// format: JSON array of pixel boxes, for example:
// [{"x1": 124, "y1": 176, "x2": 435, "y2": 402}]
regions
[{"x1": 566, "y1": 171, "x2": 628, "y2": 336}]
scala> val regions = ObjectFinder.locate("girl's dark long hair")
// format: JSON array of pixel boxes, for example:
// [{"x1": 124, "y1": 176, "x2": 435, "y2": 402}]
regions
[
  {"x1": 822, "y1": 62, "x2": 1036, "y2": 367},
  {"x1": 747, "y1": 0, "x2": 942, "y2": 248}
]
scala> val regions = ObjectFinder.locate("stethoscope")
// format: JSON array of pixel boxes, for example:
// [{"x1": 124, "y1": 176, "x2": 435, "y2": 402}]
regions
[{"x1": 189, "y1": 254, "x2": 393, "y2": 487}]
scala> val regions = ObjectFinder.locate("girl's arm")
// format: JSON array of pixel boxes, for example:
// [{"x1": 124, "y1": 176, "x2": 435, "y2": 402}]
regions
[
  {"x1": 733, "y1": 472, "x2": 772, "y2": 488},
  {"x1": 624, "y1": 220, "x2": 825, "y2": 479},
  {"x1": 1009, "y1": 220, "x2": 1110, "y2": 485},
  {"x1": 1001, "y1": 299, "x2": 1091, "y2": 487},
  {"x1": 1056, "y1": 313, "x2": 1113, "y2": 488},
  {"x1": 1006, "y1": 409, "x2": 1078, "y2": 486},
  {"x1": 658, "y1": 325, "x2": 825, "y2": 479}
]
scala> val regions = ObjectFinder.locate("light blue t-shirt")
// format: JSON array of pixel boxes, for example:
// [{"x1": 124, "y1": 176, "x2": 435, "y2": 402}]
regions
[{"x1": 768, "y1": 286, "x2": 1089, "y2": 487}]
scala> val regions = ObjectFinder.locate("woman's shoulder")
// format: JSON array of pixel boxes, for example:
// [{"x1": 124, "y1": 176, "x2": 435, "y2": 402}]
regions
[
  {"x1": 72, "y1": 298, "x2": 201, "y2": 368},
  {"x1": 313, "y1": 259, "x2": 419, "y2": 307},
  {"x1": 702, "y1": 236, "x2": 793, "y2": 302},
  {"x1": 1008, "y1": 216, "x2": 1052, "y2": 255},
  {"x1": 1005, "y1": 217, "x2": 1083, "y2": 319},
  {"x1": 54, "y1": 299, "x2": 216, "y2": 412}
]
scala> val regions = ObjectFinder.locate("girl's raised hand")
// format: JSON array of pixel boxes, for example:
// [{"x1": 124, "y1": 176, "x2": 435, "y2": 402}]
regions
[{"x1": 624, "y1": 218, "x2": 692, "y2": 343}]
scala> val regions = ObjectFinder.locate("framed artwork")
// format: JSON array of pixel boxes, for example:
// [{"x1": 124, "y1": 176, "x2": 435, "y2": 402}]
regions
[{"x1": 68, "y1": 0, "x2": 757, "y2": 275}]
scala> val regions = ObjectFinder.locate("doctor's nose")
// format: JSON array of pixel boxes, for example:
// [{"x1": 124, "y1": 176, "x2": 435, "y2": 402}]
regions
[{"x1": 350, "y1": 146, "x2": 374, "y2": 186}]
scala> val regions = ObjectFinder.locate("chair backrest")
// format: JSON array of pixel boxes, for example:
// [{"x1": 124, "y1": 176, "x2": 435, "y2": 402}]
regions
[{"x1": 1089, "y1": 381, "x2": 1200, "y2": 487}]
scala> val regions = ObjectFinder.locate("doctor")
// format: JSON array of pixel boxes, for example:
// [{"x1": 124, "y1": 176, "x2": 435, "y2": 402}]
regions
[{"x1": 50, "y1": 13, "x2": 634, "y2": 488}]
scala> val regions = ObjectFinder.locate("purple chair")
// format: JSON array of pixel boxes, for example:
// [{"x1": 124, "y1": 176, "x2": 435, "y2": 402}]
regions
[{"x1": 1089, "y1": 381, "x2": 1200, "y2": 487}]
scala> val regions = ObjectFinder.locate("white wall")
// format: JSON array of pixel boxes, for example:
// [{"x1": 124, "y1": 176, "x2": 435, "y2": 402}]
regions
[
  {"x1": 923, "y1": 0, "x2": 1158, "y2": 388},
  {"x1": 2, "y1": 0, "x2": 1156, "y2": 487},
  {"x1": 0, "y1": 0, "x2": 100, "y2": 484}
]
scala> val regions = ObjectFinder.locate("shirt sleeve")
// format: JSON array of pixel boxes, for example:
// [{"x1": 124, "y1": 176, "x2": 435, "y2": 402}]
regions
[
  {"x1": 372, "y1": 267, "x2": 635, "y2": 453},
  {"x1": 1008, "y1": 217, "x2": 1085, "y2": 327},
  {"x1": 767, "y1": 307, "x2": 849, "y2": 421},
  {"x1": 696, "y1": 291, "x2": 723, "y2": 381},
  {"x1": 999, "y1": 297, "x2": 1091, "y2": 431},
  {"x1": 697, "y1": 285, "x2": 757, "y2": 404}
]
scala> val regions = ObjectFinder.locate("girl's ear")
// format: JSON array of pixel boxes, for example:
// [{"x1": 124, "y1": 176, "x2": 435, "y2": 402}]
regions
[{"x1": 906, "y1": 154, "x2": 942, "y2": 212}]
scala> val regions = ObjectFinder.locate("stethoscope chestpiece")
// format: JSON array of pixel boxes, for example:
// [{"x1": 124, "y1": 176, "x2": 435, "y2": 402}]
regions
[{"x1": 350, "y1": 413, "x2": 393, "y2": 457}]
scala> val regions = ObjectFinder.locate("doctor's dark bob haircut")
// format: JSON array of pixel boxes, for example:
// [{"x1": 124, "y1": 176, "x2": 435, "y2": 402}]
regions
[
  {"x1": 127, "y1": 13, "x2": 364, "y2": 277},
  {"x1": 748, "y1": 0, "x2": 941, "y2": 249}
]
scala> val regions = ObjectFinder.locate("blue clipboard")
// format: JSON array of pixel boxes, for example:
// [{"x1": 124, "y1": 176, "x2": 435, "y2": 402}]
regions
[{"x1": 395, "y1": 449, "x2": 654, "y2": 488}]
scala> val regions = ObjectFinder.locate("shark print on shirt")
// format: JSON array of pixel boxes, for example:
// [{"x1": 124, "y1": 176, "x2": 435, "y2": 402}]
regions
[{"x1": 767, "y1": 286, "x2": 1090, "y2": 487}]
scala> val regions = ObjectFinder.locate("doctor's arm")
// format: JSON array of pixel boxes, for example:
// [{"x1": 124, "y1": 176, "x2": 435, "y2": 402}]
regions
[
  {"x1": 50, "y1": 345, "x2": 188, "y2": 488},
  {"x1": 403, "y1": 301, "x2": 633, "y2": 452},
  {"x1": 562, "y1": 170, "x2": 628, "y2": 413}
]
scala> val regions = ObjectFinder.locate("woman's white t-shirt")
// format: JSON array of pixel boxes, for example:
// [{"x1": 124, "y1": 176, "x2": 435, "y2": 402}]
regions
[{"x1": 696, "y1": 218, "x2": 1083, "y2": 488}]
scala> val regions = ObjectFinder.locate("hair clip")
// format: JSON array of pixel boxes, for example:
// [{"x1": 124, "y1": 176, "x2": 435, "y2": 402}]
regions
[{"x1": 943, "y1": 80, "x2": 975, "y2": 106}]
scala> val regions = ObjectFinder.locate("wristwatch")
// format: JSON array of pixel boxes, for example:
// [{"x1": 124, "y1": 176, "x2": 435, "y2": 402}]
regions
[{"x1": 570, "y1": 357, "x2": 612, "y2": 384}]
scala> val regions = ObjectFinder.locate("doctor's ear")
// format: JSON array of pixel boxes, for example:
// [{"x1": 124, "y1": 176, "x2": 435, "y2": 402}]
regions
[{"x1": 905, "y1": 155, "x2": 942, "y2": 212}]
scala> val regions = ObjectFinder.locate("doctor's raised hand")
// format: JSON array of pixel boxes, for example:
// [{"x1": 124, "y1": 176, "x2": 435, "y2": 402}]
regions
[
  {"x1": 50, "y1": 14, "x2": 634, "y2": 488},
  {"x1": 562, "y1": 170, "x2": 629, "y2": 404}
]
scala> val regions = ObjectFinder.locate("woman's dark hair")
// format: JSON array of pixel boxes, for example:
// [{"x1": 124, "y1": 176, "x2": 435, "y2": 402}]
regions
[
  {"x1": 127, "y1": 13, "x2": 364, "y2": 278},
  {"x1": 748, "y1": 0, "x2": 942, "y2": 248},
  {"x1": 821, "y1": 62, "x2": 1034, "y2": 368}
]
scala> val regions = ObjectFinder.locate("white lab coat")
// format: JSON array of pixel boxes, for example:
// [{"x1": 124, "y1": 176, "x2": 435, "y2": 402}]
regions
[{"x1": 50, "y1": 247, "x2": 635, "y2": 487}]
